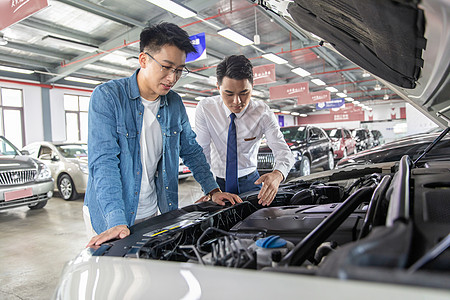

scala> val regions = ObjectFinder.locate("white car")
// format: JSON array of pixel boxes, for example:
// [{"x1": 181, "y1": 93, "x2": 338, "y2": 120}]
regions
[
  {"x1": 54, "y1": 0, "x2": 450, "y2": 298},
  {"x1": 23, "y1": 142, "x2": 88, "y2": 201}
]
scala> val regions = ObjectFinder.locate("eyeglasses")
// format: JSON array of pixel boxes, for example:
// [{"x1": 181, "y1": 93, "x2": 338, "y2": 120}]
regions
[{"x1": 144, "y1": 52, "x2": 190, "y2": 78}]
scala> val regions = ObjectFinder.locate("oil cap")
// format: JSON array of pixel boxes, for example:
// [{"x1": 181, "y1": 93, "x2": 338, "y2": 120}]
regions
[{"x1": 255, "y1": 235, "x2": 287, "y2": 248}]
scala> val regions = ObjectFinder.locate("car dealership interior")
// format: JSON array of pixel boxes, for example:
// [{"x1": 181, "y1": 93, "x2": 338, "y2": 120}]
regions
[{"x1": 0, "y1": 0, "x2": 449, "y2": 299}]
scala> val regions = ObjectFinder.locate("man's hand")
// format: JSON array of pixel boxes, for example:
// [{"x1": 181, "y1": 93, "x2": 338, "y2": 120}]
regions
[
  {"x1": 254, "y1": 170, "x2": 284, "y2": 206},
  {"x1": 195, "y1": 195, "x2": 210, "y2": 203},
  {"x1": 211, "y1": 191, "x2": 242, "y2": 206},
  {"x1": 86, "y1": 224, "x2": 130, "y2": 247}
]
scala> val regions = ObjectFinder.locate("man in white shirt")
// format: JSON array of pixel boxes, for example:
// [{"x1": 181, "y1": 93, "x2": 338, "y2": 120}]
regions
[{"x1": 195, "y1": 55, "x2": 295, "y2": 206}]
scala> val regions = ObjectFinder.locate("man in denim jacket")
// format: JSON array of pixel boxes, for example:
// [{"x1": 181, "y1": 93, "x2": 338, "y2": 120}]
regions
[{"x1": 85, "y1": 23, "x2": 241, "y2": 246}]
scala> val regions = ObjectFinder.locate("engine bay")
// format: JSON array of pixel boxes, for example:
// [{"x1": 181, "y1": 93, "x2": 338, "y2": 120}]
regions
[{"x1": 92, "y1": 156, "x2": 450, "y2": 290}]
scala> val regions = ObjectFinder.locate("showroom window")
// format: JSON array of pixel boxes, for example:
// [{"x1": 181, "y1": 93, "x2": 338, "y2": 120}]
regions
[
  {"x1": 0, "y1": 88, "x2": 25, "y2": 148},
  {"x1": 64, "y1": 94, "x2": 89, "y2": 142}
]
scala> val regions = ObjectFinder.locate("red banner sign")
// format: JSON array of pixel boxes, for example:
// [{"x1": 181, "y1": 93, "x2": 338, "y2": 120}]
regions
[
  {"x1": 270, "y1": 82, "x2": 309, "y2": 100},
  {"x1": 298, "y1": 90, "x2": 331, "y2": 105},
  {"x1": 300, "y1": 103, "x2": 365, "y2": 123},
  {"x1": 253, "y1": 64, "x2": 276, "y2": 85},
  {"x1": 1, "y1": 0, "x2": 48, "y2": 30}
]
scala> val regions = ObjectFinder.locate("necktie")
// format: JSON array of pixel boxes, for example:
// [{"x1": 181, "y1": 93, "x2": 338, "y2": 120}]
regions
[{"x1": 225, "y1": 113, "x2": 239, "y2": 194}]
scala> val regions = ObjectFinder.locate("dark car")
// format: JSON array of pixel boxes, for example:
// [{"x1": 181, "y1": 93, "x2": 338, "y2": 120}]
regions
[
  {"x1": 258, "y1": 125, "x2": 334, "y2": 177},
  {"x1": 370, "y1": 130, "x2": 385, "y2": 147},
  {"x1": 336, "y1": 132, "x2": 450, "y2": 168},
  {"x1": 352, "y1": 128, "x2": 374, "y2": 152},
  {"x1": 0, "y1": 136, "x2": 54, "y2": 210},
  {"x1": 325, "y1": 128, "x2": 356, "y2": 159}
]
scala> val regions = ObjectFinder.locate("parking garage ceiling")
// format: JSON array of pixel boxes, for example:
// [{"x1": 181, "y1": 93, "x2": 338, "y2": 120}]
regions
[{"x1": 0, "y1": 0, "x2": 403, "y2": 114}]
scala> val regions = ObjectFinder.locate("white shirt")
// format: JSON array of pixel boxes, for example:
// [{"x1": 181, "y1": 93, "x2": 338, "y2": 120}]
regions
[
  {"x1": 136, "y1": 96, "x2": 162, "y2": 220},
  {"x1": 195, "y1": 95, "x2": 294, "y2": 179}
]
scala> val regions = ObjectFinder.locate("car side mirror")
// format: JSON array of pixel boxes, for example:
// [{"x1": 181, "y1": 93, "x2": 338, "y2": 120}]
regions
[
  {"x1": 51, "y1": 155, "x2": 59, "y2": 162},
  {"x1": 20, "y1": 150, "x2": 30, "y2": 155}
]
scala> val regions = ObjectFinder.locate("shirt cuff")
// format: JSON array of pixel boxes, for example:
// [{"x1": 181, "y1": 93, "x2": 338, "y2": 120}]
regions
[{"x1": 105, "y1": 209, "x2": 128, "y2": 229}]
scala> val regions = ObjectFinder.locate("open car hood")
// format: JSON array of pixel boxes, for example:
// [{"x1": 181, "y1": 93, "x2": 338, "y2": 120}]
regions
[{"x1": 263, "y1": 0, "x2": 450, "y2": 128}]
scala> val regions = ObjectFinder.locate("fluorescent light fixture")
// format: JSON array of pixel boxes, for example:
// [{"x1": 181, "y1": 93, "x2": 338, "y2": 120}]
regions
[
  {"x1": 262, "y1": 52, "x2": 288, "y2": 64},
  {"x1": 195, "y1": 96, "x2": 206, "y2": 101},
  {"x1": 217, "y1": 28, "x2": 254, "y2": 46},
  {"x1": 42, "y1": 35, "x2": 98, "y2": 53},
  {"x1": 311, "y1": 78, "x2": 326, "y2": 86},
  {"x1": 291, "y1": 112, "x2": 300, "y2": 116},
  {"x1": 325, "y1": 87, "x2": 338, "y2": 93},
  {"x1": 183, "y1": 84, "x2": 203, "y2": 90},
  {"x1": 177, "y1": 93, "x2": 186, "y2": 97},
  {"x1": 368, "y1": 107, "x2": 373, "y2": 111},
  {"x1": 281, "y1": 111, "x2": 290, "y2": 114},
  {"x1": 0, "y1": 66, "x2": 34, "y2": 74},
  {"x1": 362, "y1": 70, "x2": 370, "y2": 77},
  {"x1": 383, "y1": 94, "x2": 389, "y2": 100},
  {"x1": 345, "y1": 97, "x2": 354, "y2": 102},
  {"x1": 271, "y1": 109, "x2": 280, "y2": 113},
  {"x1": 336, "y1": 92, "x2": 347, "y2": 98},
  {"x1": 299, "y1": 114, "x2": 308, "y2": 117},
  {"x1": 208, "y1": 76, "x2": 217, "y2": 84},
  {"x1": 353, "y1": 100, "x2": 360, "y2": 104},
  {"x1": 187, "y1": 72, "x2": 207, "y2": 80},
  {"x1": 374, "y1": 83, "x2": 382, "y2": 91},
  {"x1": 65, "y1": 76, "x2": 101, "y2": 85},
  {"x1": 0, "y1": 35, "x2": 7, "y2": 46},
  {"x1": 291, "y1": 67, "x2": 311, "y2": 77},
  {"x1": 145, "y1": 0, "x2": 196, "y2": 18}
]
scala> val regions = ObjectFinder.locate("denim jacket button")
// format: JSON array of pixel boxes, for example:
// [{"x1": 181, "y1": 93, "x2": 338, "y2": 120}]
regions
[
  {"x1": 165, "y1": 186, "x2": 168, "y2": 189},
  {"x1": 174, "y1": 131, "x2": 177, "y2": 134},
  {"x1": 169, "y1": 203, "x2": 172, "y2": 206},
  {"x1": 157, "y1": 115, "x2": 160, "y2": 118},
  {"x1": 126, "y1": 133, "x2": 129, "y2": 137},
  {"x1": 135, "y1": 192, "x2": 138, "y2": 195}
]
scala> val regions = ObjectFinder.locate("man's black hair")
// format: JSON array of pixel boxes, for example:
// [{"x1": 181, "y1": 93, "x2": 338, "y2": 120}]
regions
[
  {"x1": 216, "y1": 55, "x2": 253, "y2": 85},
  {"x1": 140, "y1": 22, "x2": 196, "y2": 55}
]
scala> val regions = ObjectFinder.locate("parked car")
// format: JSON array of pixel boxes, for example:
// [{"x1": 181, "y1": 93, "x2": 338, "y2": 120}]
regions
[
  {"x1": 258, "y1": 125, "x2": 334, "y2": 177},
  {"x1": 54, "y1": 0, "x2": 450, "y2": 298},
  {"x1": 0, "y1": 136, "x2": 53, "y2": 210},
  {"x1": 324, "y1": 128, "x2": 356, "y2": 159},
  {"x1": 23, "y1": 142, "x2": 88, "y2": 201},
  {"x1": 336, "y1": 131, "x2": 450, "y2": 168},
  {"x1": 370, "y1": 130, "x2": 385, "y2": 147},
  {"x1": 178, "y1": 158, "x2": 192, "y2": 180},
  {"x1": 352, "y1": 128, "x2": 374, "y2": 152}
]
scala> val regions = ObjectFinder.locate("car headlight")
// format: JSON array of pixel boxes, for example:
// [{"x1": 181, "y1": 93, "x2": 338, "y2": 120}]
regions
[
  {"x1": 79, "y1": 163, "x2": 89, "y2": 175},
  {"x1": 36, "y1": 163, "x2": 52, "y2": 181},
  {"x1": 291, "y1": 150, "x2": 302, "y2": 159}
]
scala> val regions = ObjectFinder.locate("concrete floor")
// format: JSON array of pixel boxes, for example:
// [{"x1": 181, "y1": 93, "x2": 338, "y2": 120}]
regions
[{"x1": 0, "y1": 177, "x2": 203, "y2": 300}]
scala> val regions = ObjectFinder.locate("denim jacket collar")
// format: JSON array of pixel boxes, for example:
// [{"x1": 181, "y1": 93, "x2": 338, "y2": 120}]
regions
[{"x1": 129, "y1": 68, "x2": 169, "y2": 107}]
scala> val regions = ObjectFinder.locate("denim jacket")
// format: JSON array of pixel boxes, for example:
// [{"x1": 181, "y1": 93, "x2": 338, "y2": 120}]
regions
[{"x1": 85, "y1": 69, "x2": 218, "y2": 234}]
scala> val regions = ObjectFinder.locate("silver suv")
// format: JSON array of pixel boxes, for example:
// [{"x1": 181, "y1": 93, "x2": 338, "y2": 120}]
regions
[{"x1": 0, "y1": 136, "x2": 53, "y2": 210}]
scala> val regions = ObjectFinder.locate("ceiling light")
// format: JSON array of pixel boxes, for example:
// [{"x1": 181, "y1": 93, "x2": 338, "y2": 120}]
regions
[
  {"x1": 345, "y1": 97, "x2": 354, "y2": 102},
  {"x1": 374, "y1": 83, "x2": 382, "y2": 91},
  {"x1": 368, "y1": 107, "x2": 373, "y2": 111},
  {"x1": 383, "y1": 94, "x2": 389, "y2": 100},
  {"x1": 42, "y1": 35, "x2": 98, "y2": 53},
  {"x1": 262, "y1": 52, "x2": 288, "y2": 64},
  {"x1": 362, "y1": 70, "x2": 370, "y2": 77},
  {"x1": 65, "y1": 76, "x2": 102, "y2": 85},
  {"x1": 326, "y1": 87, "x2": 338, "y2": 93},
  {"x1": 252, "y1": 90, "x2": 265, "y2": 97},
  {"x1": 0, "y1": 66, "x2": 34, "y2": 74},
  {"x1": 208, "y1": 76, "x2": 217, "y2": 84},
  {"x1": 291, "y1": 112, "x2": 300, "y2": 115},
  {"x1": 0, "y1": 35, "x2": 7, "y2": 46},
  {"x1": 353, "y1": 100, "x2": 360, "y2": 104},
  {"x1": 271, "y1": 109, "x2": 280, "y2": 113},
  {"x1": 177, "y1": 93, "x2": 186, "y2": 97},
  {"x1": 291, "y1": 67, "x2": 311, "y2": 77},
  {"x1": 336, "y1": 92, "x2": 347, "y2": 98},
  {"x1": 145, "y1": 0, "x2": 196, "y2": 18},
  {"x1": 311, "y1": 78, "x2": 326, "y2": 86},
  {"x1": 217, "y1": 28, "x2": 254, "y2": 46},
  {"x1": 281, "y1": 111, "x2": 290, "y2": 114},
  {"x1": 299, "y1": 114, "x2": 308, "y2": 117},
  {"x1": 187, "y1": 72, "x2": 207, "y2": 80},
  {"x1": 195, "y1": 96, "x2": 206, "y2": 101}
]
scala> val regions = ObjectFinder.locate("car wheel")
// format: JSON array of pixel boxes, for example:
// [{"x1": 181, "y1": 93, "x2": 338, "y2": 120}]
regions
[
  {"x1": 300, "y1": 156, "x2": 311, "y2": 176},
  {"x1": 58, "y1": 174, "x2": 78, "y2": 201},
  {"x1": 324, "y1": 151, "x2": 334, "y2": 170},
  {"x1": 343, "y1": 148, "x2": 348, "y2": 159},
  {"x1": 28, "y1": 200, "x2": 47, "y2": 210}
]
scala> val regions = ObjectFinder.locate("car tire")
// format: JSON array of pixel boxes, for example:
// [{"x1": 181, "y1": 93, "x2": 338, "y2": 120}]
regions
[
  {"x1": 300, "y1": 156, "x2": 311, "y2": 176},
  {"x1": 324, "y1": 151, "x2": 334, "y2": 170},
  {"x1": 28, "y1": 200, "x2": 48, "y2": 210},
  {"x1": 58, "y1": 174, "x2": 78, "y2": 201}
]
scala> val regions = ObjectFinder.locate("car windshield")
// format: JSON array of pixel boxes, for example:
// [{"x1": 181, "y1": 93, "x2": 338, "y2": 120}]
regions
[
  {"x1": 55, "y1": 144, "x2": 87, "y2": 159},
  {"x1": 0, "y1": 137, "x2": 20, "y2": 156},
  {"x1": 281, "y1": 127, "x2": 307, "y2": 142},
  {"x1": 325, "y1": 129, "x2": 340, "y2": 138},
  {"x1": 352, "y1": 130, "x2": 365, "y2": 139}
]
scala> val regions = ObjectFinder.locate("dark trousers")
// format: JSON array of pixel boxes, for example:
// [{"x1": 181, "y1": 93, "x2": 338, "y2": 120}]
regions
[{"x1": 216, "y1": 170, "x2": 262, "y2": 194}]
